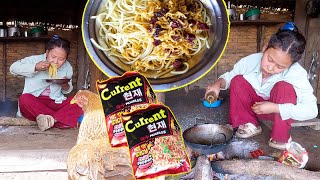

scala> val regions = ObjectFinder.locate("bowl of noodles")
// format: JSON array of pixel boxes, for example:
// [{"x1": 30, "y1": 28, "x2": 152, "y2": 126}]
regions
[{"x1": 82, "y1": 0, "x2": 229, "y2": 91}]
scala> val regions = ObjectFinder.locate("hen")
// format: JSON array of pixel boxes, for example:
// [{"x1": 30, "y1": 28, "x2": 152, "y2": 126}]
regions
[{"x1": 67, "y1": 90, "x2": 133, "y2": 180}]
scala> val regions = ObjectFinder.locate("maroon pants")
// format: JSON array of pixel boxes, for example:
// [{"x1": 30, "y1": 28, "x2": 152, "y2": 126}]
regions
[
  {"x1": 229, "y1": 75, "x2": 296, "y2": 142},
  {"x1": 19, "y1": 94, "x2": 83, "y2": 128}
]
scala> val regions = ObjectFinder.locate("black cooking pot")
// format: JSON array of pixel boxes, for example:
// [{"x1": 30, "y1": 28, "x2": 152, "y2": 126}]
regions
[
  {"x1": 82, "y1": 0, "x2": 229, "y2": 91},
  {"x1": 183, "y1": 124, "x2": 234, "y2": 155}
]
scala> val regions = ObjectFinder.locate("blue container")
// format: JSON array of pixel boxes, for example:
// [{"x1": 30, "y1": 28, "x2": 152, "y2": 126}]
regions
[
  {"x1": 203, "y1": 99, "x2": 222, "y2": 108},
  {"x1": 78, "y1": 114, "x2": 84, "y2": 123}
]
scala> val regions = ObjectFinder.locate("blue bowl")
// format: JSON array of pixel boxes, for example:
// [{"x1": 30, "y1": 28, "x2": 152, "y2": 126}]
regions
[
  {"x1": 78, "y1": 114, "x2": 84, "y2": 123},
  {"x1": 203, "y1": 99, "x2": 222, "y2": 108}
]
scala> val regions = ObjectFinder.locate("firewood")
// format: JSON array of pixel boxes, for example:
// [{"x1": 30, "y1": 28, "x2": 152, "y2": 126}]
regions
[
  {"x1": 212, "y1": 159, "x2": 320, "y2": 180},
  {"x1": 0, "y1": 116, "x2": 37, "y2": 126}
]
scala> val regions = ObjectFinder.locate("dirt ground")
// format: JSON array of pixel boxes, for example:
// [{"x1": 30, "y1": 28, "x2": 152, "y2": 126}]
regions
[
  {"x1": 165, "y1": 88, "x2": 320, "y2": 172},
  {"x1": 0, "y1": 88, "x2": 319, "y2": 179},
  {"x1": 0, "y1": 126, "x2": 78, "y2": 150}
]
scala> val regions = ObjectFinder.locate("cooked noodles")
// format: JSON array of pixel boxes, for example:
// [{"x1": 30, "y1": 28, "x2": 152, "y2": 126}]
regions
[
  {"x1": 91, "y1": 0, "x2": 211, "y2": 78},
  {"x1": 48, "y1": 63, "x2": 58, "y2": 78}
]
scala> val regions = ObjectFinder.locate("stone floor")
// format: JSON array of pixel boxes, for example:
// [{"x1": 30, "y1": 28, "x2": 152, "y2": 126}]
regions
[
  {"x1": 0, "y1": 88, "x2": 320, "y2": 180},
  {"x1": 0, "y1": 126, "x2": 77, "y2": 179}
]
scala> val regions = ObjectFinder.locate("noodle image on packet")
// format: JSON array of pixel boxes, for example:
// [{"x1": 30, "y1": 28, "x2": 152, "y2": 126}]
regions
[
  {"x1": 122, "y1": 103, "x2": 191, "y2": 179},
  {"x1": 96, "y1": 71, "x2": 157, "y2": 147}
]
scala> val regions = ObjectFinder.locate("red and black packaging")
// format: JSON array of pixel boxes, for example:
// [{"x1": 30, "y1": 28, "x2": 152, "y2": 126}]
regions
[
  {"x1": 96, "y1": 71, "x2": 157, "y2": 147},
  {"x1": 122, "y1": 104, "x2": 191, "y2": 179}
]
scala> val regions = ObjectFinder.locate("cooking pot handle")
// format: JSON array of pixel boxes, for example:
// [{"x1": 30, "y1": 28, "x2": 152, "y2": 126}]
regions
[{"x1": 211, "y1": 133, "x2": 227, "y2": 146}]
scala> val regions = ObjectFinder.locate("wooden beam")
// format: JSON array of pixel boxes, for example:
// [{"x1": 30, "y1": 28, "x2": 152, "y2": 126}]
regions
[
  {"x1": 304, "y1": 18, "x2": 320, "y2": 100},
  {"x1": 76, "y1": 32, "x2": 86, "y2": 90},
  {"x1": 231, "y1": 20, "x2": 286, "y2": 26},
  {"x1": 260, "y1": 118, "x2": 320, "y2": 130},
  {"x1": 89, "y1": 60, "x2": 106, "y2": 93},
  {"x1": 294, "y1": 0, "x2": 308, "y2": 67},
  {"x1": 1, "y1": 43, "x2": 5, "y2": 102},
  {"x1": 291, "y1": 119, "x2": 320, "y2": 130}
]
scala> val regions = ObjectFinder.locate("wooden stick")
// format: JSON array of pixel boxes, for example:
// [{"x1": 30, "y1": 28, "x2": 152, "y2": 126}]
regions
[
  {"x1": 212, "y1": 159, "x2": 320, "y2": 179},
  {"x1": 0, "y1": 117, "x2": 37, "y2": 126}
]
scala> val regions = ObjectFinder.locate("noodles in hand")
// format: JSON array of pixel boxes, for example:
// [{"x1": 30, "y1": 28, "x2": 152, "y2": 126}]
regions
[
  {"x1": 91, "y1": 0, "x2": 211, "y2": 78},
  {"x1": 48, "y1": 63, "x2": 58, "y2": 78}
]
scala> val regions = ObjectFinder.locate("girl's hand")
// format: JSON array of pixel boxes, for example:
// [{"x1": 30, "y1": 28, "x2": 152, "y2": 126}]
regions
[
  {"x1": 60, "y1": 82, "x2": 70, "y2": 91},
  {"x1": 35, "y1": 61, "x2": 50, "y2": 71},
  {"x1": 252, "y1": 101, "x2": 279, "y2": 114},
  {"x1": 60, "y1": 76, "x2": 70, "y2": 90},
  {"x1": 205, "y1": 78, "x2": 226, "y2": 100},
  {"x1": 205, "y1": 82, "x2": 221, "y2": 99}
]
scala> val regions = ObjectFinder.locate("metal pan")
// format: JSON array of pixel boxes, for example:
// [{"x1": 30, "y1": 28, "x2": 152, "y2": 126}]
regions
[
  {"x1": 183, "y1": 123, "x2": 233, "y2": 155},
  {"x1": 45, "y1": 79, "x2": 70, "y2": 84},
  {"x1": 82, "y1": 0, "x2": 229, "y2": 91}
]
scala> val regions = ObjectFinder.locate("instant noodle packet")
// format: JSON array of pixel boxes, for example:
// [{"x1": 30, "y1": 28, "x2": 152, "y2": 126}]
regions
[
  {"x1": 278, "y1": 142, "x2": 308, "y2": 168},
  {"x1": 122, "y1": 103, "x2": 191, "y2": 179},
  {"x1": 96, "y1": 71, "x2": 157, "y2": 147}
]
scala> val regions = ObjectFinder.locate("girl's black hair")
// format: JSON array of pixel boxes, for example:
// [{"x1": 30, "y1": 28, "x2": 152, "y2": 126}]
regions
[
  {"x1": 267, "y1": 24, "x2": 306, "y2": 63},
  {"x1": 46, "y1": 35, "x2": 71, "y2": 57}
]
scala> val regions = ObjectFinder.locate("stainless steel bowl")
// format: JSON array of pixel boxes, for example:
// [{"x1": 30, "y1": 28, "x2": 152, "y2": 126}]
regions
[
  {"x1": 82, "y1": 0, "x2": 229, "y2": 91},
  {"x1": 247, "y1": 14, "x2": 260, "y2": 20},
  {"x1": 0, "y1": 28, "x2": 7, "y2": 37},
  {"x1": 8, "y1": 27, "x2": 20, "y2": 37}
]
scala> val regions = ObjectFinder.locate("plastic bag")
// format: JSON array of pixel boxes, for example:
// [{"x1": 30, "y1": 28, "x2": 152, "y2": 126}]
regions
[{"x1": 278, "y1": 142, "x2": 308, "y2": 168}]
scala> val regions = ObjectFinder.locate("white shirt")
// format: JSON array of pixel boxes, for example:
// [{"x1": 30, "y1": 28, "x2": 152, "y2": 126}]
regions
[
  {"x1": 219, "y1": 53, "x2": 318, "y2": 121},
  {"x1": 10, "y1": 53, "x2": 73, "y2": 117}
]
